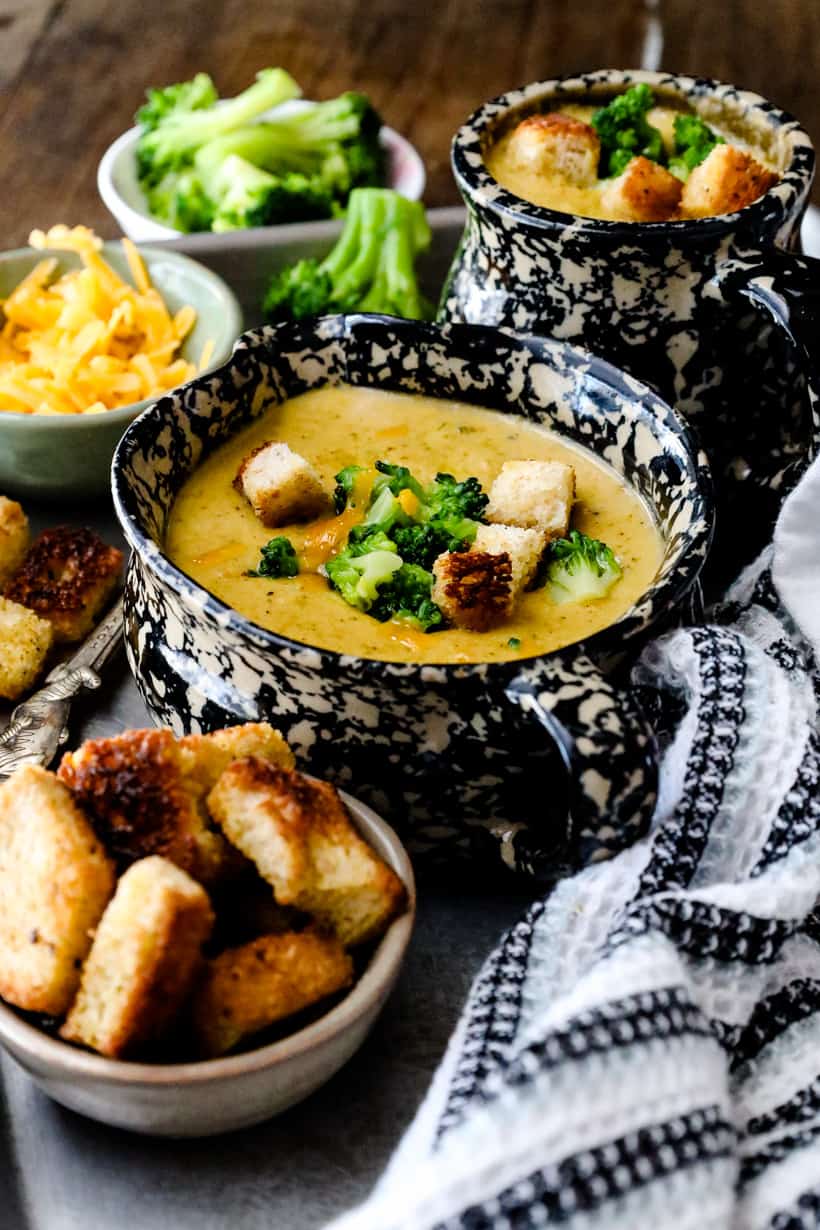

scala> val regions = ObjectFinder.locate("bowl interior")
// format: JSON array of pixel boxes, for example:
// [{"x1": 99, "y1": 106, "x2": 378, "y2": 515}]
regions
[{"x1": 113, "y1": 314, "x2": 713, "y2": 657}]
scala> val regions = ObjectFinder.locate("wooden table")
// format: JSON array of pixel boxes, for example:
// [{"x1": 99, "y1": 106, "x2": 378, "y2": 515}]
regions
[{"x1": 2, "y1": 0, "x2": 819, "y2": 246}]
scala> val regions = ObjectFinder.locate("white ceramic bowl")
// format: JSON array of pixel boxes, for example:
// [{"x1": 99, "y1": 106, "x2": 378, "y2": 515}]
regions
[
  {"x1": 0, "y1": 790, "x2": 415, "y2": 1137},
  {"x1": 98, "y1": 100, "x2": 427, "y2": 242}
]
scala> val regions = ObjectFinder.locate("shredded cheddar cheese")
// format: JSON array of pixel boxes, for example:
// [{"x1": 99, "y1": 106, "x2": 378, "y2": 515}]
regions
[{"x1": 0, "y1": 225, "x2": 210, "y2": 416}]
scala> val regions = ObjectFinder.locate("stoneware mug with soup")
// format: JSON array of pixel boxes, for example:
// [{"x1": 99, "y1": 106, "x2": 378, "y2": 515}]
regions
[{"x1": 441, "y1": 69, "x2": 820, "y2": 568}]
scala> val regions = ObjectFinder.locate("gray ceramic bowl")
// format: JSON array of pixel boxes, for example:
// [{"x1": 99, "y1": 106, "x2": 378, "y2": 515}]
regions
[
  {"x1": 0, "y1": 790, "x2": 414, "y2": 1138},
  {"x1": 0, "y1": 243, "x2": 242, "y2": 501}
]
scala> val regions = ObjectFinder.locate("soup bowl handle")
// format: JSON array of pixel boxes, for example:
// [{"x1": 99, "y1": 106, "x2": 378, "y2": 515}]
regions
[
  {"x1": 503, "y1": 650, "x2": 657, "y2": 877},
  {"x1": 710, "y1": 248, "x2": 820, "y2": 482}
]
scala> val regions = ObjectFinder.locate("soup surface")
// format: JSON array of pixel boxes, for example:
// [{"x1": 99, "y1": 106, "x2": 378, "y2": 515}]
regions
[
  {"x1": 166, "y1": 385, "x2": 663, "y2": 664},
  {"x1": 486, "y1": 102, "x2": 774, "y2": 221}
]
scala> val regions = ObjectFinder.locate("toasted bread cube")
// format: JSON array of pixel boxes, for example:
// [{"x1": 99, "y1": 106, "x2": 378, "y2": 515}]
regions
[
  {"x1": 234, "y1": 442, "x2": 329, "y2": 527},
  {"x1": 474, "y1": 523, "x2": 546, "y2": 593},
  {"x1": 680, "y1": 144, "x2": 778, "y2": 219},
  {"x1": 432, "y1": 550, "x2": 513, "y2": 632},
  {"x1": 0, "y1": 497, "x2": 29, "y2": 591},
  {"x1": 600, "y1": 155, "x2": 683, "y2": 222},
  {"x1": 208, "y1": 761, "x2": 407, "y2": 947},
  {"x1": 0, "y1": 597, "x2": 53, "y2": 700},
  {"x1": 192, "y1": 929, "x2": 354, "y2": 1058},
  {"x1": 506, "y1": 112, "x2": 600, "y2": 187},
  {"x1": 178, "y1": 722, "x2": 295, "y2": 793},
  {"x1": 58, "y1": 728, "x2": 233, "y2": 884},
  {"x1": 486, "y1": 460, "x2": 575, "y2": 540},
  {"x1": 61, "y1": 857, "x2": 214, "y2": 1058},
  {"x1": 5, "y1": 526, "x2": 122, "y2": 643},
  {"x1": 0, "y1": 766, "x2": 115, "y2": 1015}
]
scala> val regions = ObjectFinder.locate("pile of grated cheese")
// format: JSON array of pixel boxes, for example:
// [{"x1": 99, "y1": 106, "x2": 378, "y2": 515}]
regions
[{"x1": 0, "y1": 225, "x2": 213, "y2": 415}]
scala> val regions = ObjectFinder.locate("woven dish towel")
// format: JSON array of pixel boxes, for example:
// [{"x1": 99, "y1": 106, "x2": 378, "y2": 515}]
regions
[{"x1": 329, "y1": 454, "x2": 820, "y2": 1230}]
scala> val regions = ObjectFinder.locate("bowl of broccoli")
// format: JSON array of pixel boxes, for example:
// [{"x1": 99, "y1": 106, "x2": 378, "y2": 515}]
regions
[{"x1": 98, "y1": 69, "x2": 426, "y2": 242}]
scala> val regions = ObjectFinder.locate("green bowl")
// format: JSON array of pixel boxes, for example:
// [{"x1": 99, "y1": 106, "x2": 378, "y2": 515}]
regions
[{"x1": 0, "y1": 244, "x2": 242, "y2": 501}]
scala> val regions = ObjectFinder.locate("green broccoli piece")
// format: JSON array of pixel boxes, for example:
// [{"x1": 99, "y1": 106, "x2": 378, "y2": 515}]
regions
[
  {"x1": 136, "y1": 73, "x2": 218, "y2": 134},
  {"x1": 372, "y1": 460, "x2": 426, "y2": 502},
  {"x1": 424, "y1": 472, "x2": 489, "y2": 523},
  {"x1": 325, "y1": 531, "x2": 403, "y2": 610},
  {"x1": 136, "y1": 68, "x2": 300, "y2": 188},
  {"x1": 248, "y1": 536, "x2": 299, "y2": 579},
  {"x1": 667, "y1": 113, "x2": 723, "y2": 180},
  {"x1": 369, "y1": 563, "x2": 443, "y2": 631},
  {"x1": 544, "y1": 531, "x2": 622, "y2": 604},
  {"x1": 391, "y1": 522, "x2": 473, "y2": 570},
  {"x1": 261, "y1": 188, "x2": 433, "y2": 322},
  {"x1": 333, "y1": 464, "x2": 366, "y2": 513},
  {"x1": 145, "y1": 169, "x2": 215, "y2": 233},
  {"x1": 592, "y1": 83, "x2": 665, "y2": 178},
  {"x1": 207, "y1": 156, "x2": 335, "y2": 232}
]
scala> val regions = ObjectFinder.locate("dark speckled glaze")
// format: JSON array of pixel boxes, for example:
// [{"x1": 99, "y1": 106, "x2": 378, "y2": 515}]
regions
[
  {"x1": 442, "y1": 70, "x2": 820, "y2": 565},
  {"x1": 112, "y1": 315, "x2": 712, "y2": 880}
]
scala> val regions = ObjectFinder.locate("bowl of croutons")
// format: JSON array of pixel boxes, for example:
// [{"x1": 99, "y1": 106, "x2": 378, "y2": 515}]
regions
[{"x1": 0, "y1": 722, "x2": 414, "y2": 1136}]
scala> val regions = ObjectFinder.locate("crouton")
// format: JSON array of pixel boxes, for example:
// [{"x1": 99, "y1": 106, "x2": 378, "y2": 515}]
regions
[
  {"x1": 178, "y1": 722, "x2": 295, "y2": 793},
  {"x1": 234, "y1": 441, "x2": 330, "y2": 527},
  {"x1": 0, "y1": 596, "x2": 53, "y2": 700},
  {"x1": 0, "y1": 766, "x2": 115, "y2": 1015},
  {"x1": 506, "y1": 112, "x2": 601, "y2": 187},
  {"x1": 680, "y1": 143, "x2": 778, "y2": 219},
  {"x1": 61, "y1": 857, "x2": 214, "y2": 1058},
  {"x1": 0, "y1": 497, "x2": 29, "y2": 590},
  {"x1": 5, "y1": 526, "x2": 122, "y2": 644},
  {"x1": 600, "y1": 155, "x2": 683, "y2": 222},
  {"x1": 192, "y1": 929, "x2": 354, "y2": 1058},
  {"x1": 432, "y1": 550, "x2": 513, "y2": 632},
  {"x1": 58, "y1": 728, "x2": 233, "y2": 883},
  {"x1": 207, "y1": 761, "x2": 407, "y2": 947},
  {"x1": 486, "y1": 460, "x2": 575, "y2": 541},
  {"x1": 474, "y1": 523, "x2": 546, "y2": 593}
]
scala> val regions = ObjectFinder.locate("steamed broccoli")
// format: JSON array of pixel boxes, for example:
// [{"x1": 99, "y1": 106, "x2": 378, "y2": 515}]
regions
[
  {"x1": 144, "y1": 169, "x2": 215, "y2": 232},
  {"x1": 136, "y1": 68, "x2": 301, "y2": 189},
  {"x1": 248, "y1": 536, "x2": 299, "y2": 579},
  {"x1": 391, "y1": 522, "x2": 473, "y2": 569},
  {"x1": 668, "y1": 114, "x2": 723, "y2": 180},
  {"x1": 207, "y1": 156, "x2": 335, "y2": 231},
  {"x1": 425, "y1": 472, "x2": 489, "y2": 523},
  {"x1": 592, "y1": 83, "x2": 665, "y2": 178},
  {"x1": 333, "y1": 464, "x2": 366, "y2": 514},
  {"x1": 261, "y1": 188, "x2": 433, "y2": 322},
  {"x1": 372, "y1": 460, "x2": 425, "y2": 502},
  {"x1": 324, "y1": 530, "x2": 403, "y2": 610},
  {"x1": 544, "y1": 531, "x2": 622, "y2": 604},
  {"x1": 136, "y1": 72, "x2": 218, "y2": 134},
  {"x1": 369, "y1": 563, "x2": 443, "y2": 630}
]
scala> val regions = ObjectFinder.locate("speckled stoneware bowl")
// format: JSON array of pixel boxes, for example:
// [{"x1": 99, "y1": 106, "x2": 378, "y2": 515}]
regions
[
  {"x1": 442, "y1": 69, "x2": 820, "y2": 561},
  {"x1": 0, "y1": 790, "x2": 414, "y2": 1138},
  {"x1": 113, "y1": 315, "x2": 713, "y2": 880}
]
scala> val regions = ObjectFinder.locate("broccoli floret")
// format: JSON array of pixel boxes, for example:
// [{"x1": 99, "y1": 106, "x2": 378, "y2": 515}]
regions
[
  {"x1": 667, "y1": 113, "x2": 723, "y2": 180},
  {"x1": 325, "y1": 531, "x2": 403, "y2": 610},
  {"x1": 136, "y1": 68, "x2": 300, "y2": 188},
  {"x1": 145, "y1": 169, "x2": 215, "y2": 232},
  {"x1": 592, "y1": 83, "x2": 665, "y2": 178},
  {"x1": 261, "y1": 187, "x2": 433, "y2": 322},
  {"x1": 136, "y1": 73, "x2": 218, "y2": 134},
  {"x1": 206, "y1": 156, "x2": 335, "y2": 232},
  {"x1": 391, "y1": 522, "x2": 473, "y2": 570},
  {"x1": 425, "y1": 472, "x2": 489, "y2": 523},
  {"x1": 248, "y1": 536, "x2": 299, "y2": 579},
  {"x1": 372, "y1": 460, "x2": 426, "y2": 501},
  {"x1": 369, "y1": 563, "x2": 443, "y2": 631},
  {"x1": 333, "y1": 464, "x2": 366, "y2": 513},
  {"x1": 544, "y1": 531, "x2": 622, "y2": 604},
  {"x1": 356, "y1": 485, "x2": 411, "y2": 536}
]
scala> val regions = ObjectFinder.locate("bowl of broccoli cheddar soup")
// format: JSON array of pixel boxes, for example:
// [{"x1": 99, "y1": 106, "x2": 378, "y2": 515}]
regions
[
  {"x1": 113, "y1": 315, "x2": 712, "y2": 881},
  {"x1": 443, "y1": 70, "x2": 820, "y2": 573}
]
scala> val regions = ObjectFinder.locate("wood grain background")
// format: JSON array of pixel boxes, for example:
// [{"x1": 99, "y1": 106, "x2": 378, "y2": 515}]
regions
[{"x1": 1, "y1": 0, "x2": 819, "y2": 245}]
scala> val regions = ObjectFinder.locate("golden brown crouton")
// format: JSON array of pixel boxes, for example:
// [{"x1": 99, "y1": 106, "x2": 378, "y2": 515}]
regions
[
  {"x1": 0, "y1": 596, "x2": 53, "y2": 700},
  {"x1": 600, "y1": 155, "x2": 683, "y2": 222},
  {"x1": 58, "y1": 728, "x2": 233, "y2": 883},
  {"x1": 234, "y1": 441, "x2": 330, "y2": 527},
  {"x1": 680, "y1": 143, "x2": 778, "y2": 218},
  {"x1": 474, "y1": 523, "x2": 546, "y2": 593},
  {"x1": 432, "y1": 550, "x2": 513, "y2": 632},
  {"x1": 506, "y1": 112, "x2": 601, "y2": 187},
  {"x1": 61, "y1": 857, "x2": 214, "y2": 1058},
  {"x1": 207, "y1": 761, "x2": 407, "y2": 947},
  {"x1": 5, "y1": 526, "x2": 122, "y2": 644},
  {"x1": 0, "y1": 766, "x2": 115, "y2": 1015},
  {"x1": 486, "y1": 459, "x2": 575, "y2": 540},
  {"x1": 192, "y1": 929, "x2": 353, "y2": 1058},
  {"x1": 0, "y1": 497, "x2": 29, "y2": 590},
  {"x1": 178, "y1": 722, "x2": 295, "y2": 793}
]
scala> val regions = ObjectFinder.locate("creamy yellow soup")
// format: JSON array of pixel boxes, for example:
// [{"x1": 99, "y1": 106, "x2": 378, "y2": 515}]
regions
[{"x1": 166, "y1": 386, "x2": 663, "y2": 664}]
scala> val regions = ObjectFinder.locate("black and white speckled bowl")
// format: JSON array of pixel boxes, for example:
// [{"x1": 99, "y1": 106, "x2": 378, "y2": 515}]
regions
[
  {"x1": 442, "y1": 69, "x2": 820, "y2": 562},
  {"x1": 112, "y1": 315, "x2": 713, "y2": 880}
]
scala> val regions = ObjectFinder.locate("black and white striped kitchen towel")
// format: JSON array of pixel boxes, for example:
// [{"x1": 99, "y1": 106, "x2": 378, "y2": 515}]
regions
[{"x1": 329, "y1": 460, "x2": 820, "y2": 1230}]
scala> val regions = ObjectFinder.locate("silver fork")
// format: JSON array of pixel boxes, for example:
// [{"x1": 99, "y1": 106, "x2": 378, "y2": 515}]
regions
[{"x1": 0, "y1": 596, "x2": 124, "y2": 779}]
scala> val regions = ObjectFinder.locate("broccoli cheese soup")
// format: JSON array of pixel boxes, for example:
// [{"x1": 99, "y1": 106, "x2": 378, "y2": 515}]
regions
[{"x1": 166, "y1": 385, "x2": 663, "y2": 664}]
